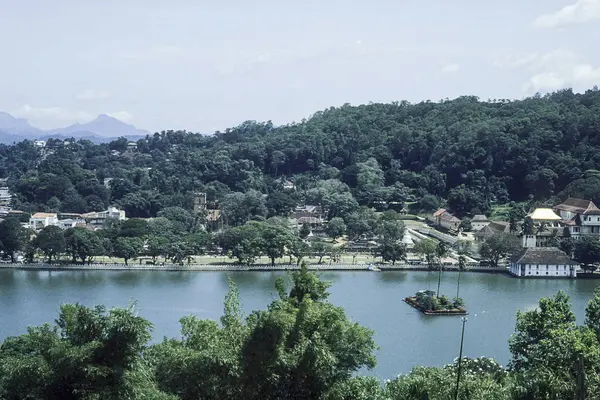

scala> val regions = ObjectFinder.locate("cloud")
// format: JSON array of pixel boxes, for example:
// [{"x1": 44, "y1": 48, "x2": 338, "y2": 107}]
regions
[
  {"x1": 534, "y1": 0, "x2": 600, "y2": 28},
  {"x1": 12, "y1": 105, "x2": 93, "y2": 128},
  {"x1": 515, "y1": 48, "x2": 600, "y2": 93},
  {"x1": 441, "y1": 63, "x2": 460, "y2": 74},
  {"x1": 76, "y1": 89, "x2": 109, "y2": 100},
  {"x1": 106, "y1": 111, "x2": 133, "y2": 122}
]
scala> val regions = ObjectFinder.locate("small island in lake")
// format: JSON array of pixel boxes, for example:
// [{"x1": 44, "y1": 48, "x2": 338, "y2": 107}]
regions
[{"x1": 403, "y1": 290, "x2": 467, "y2": 315}]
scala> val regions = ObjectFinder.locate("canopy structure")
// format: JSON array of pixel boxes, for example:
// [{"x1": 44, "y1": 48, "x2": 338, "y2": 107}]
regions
[{"x1": 528, "y1": 208, "x2": 562, "y2": 221}]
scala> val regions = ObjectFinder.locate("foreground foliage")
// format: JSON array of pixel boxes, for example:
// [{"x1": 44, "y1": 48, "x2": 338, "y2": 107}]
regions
[{"x1": 2, "y1": 267, "x2": 600, "y2": 399}]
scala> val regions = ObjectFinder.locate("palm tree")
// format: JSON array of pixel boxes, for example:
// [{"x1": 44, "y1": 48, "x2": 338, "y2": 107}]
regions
[
  {"x1": 456, "y1": 254, "x2": 466, "y2": 299},
  {"x1": 436, "y1": 242, "x2": 448, "y2": 296}
]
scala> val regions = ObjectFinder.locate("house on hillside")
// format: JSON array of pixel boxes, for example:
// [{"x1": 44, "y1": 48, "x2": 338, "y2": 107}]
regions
[
  {"x1": 509, "y1": 247, "x2": 579, "y2": 278},
  {"x1": 474, "y1": 221, "x2": 510, "y2": 241},
  {"x1": 82, "y1": 207, "x2": 126, "y2": 229},
  {"x1": 0, "y1": 187, "x2": 11, "y2": 208},
  {"x1": 431, "y1": 208, "x2": 461, "y2": 231},
  {"x1": 554, "y1": 198, "x2": 600, "y2": 238},
  {"x1": 29, "y1": 213, "x2": 59, "y2": 230},
  {"x1": 293, "y1": 205, "x2": 324, "y2": 226},
  {"x1": 57, "y1": 218, "x2": 86, "y2": 230},
  {"x1": 471, "y1": 215, "x2": 490, "y2": 231}
]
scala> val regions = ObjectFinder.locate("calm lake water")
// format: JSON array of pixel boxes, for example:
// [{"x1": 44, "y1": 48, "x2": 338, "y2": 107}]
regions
[{"x1": 0, "y1": 269, "x2": 598, "y2": 378}]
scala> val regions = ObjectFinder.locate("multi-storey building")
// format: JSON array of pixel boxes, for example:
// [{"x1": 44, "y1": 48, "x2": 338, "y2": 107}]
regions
[
  {"x1": 554, "y1": 198, "x2": 600, "y2": 238},
  {"x1": 0, "y1": 187, "x2": 11, "y2": 208}
]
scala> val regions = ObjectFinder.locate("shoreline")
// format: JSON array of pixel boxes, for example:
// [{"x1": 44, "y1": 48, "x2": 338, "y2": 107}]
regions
[{"x1": 0, "y1": 262, "x2": 509, "y2": 273}]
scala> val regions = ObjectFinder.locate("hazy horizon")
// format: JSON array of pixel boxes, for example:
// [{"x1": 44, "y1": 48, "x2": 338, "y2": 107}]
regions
[{"x1": 1, "y1": 0, "x2": 598, "y2": 133}]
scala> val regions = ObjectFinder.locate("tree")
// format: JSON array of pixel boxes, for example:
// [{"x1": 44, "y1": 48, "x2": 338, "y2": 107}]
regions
[
  {"x1": 413, "y1": 239, "x2": 437, "y2": 270},
  {"x1": 521, "y1": 216, "x2": 534, "y2": 236},
  {"x1": 112, "y1": 237, "x2": 143, "y2": 265},
  {"x1": 326, "y1": 217, "x2": 346, "y2": 239},
  {"x1": 298, "y1": 223, "x2": 311, "y2": 239},
  {"x1": 508, "y1": 291, "x2": 600, "y2": 398},
  {"x1": 459, "y1": 218, "x2": 472, "y2": 232},
  {"x1": 311, "y1": 238, "x2": 333, "y2": 264},
  {"x1": 260, "y1": 222, "x2": 294, "y2": 266},
  {"x1": 0, "y1": 219, "x2": 28, "y2": 262},
  {"x1": 119, "y1": 218, "x2": 150, "y2": 238},
  {"x1": 288, "y1": 237, "x2": 309, "y2": 265},
  {"x1": 573, "y1": 236, "x2": 600, "y2": 273},
  {"x1": 33, "y1": 225, "x2": 65, "y2": 263},
  {"x1": 375, "y1": 241, "x2": 406, "y2": 265},
  {"x1": 217, "y1": 223, "x2": 264, "y2": 265},
  {"x1": 479, "y1": 233, "x2": 520, "y2": 268},
  {"x1": 64, "y1": 228, "x2": 104, "y2": 264},
  {"x1": 0, "y1": 303, "x2": 172, "y2": 399},
  {"x1": 146, "y1": 235, "x2": 171, "y2": 263}
]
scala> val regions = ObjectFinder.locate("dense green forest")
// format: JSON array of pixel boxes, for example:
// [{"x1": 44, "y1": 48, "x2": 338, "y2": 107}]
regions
[
  {"x1": 3, "y1": 88, "x2": 600, "y2": 221},
  {"x1": 1, "y1": 266, "x2": 598, "y2": 399}
]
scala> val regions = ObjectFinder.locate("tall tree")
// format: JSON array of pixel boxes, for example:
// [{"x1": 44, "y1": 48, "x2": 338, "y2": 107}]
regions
[
  {"x1": 33, "y1": 225, "x2": 65, "y2": 263},
  {"x1": 0, "y1": 219, "x2": 28, "y2": 262}
]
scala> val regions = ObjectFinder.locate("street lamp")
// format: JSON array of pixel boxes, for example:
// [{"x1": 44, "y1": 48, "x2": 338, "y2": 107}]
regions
[{"x1": 454, "y1": 316, "x2": 468, "y2": 400}]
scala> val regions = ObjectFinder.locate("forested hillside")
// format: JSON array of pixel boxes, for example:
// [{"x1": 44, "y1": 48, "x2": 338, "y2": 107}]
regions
[{"x1": 2, "y1": 87, "x2": 600, "y2": 219}]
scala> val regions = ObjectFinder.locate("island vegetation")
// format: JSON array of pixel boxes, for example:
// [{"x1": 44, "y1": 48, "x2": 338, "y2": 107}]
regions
[
  {"x1": 404, "y1": 290, "x2": 467, "y2": 315},
  {"x1": 0, "y1": 266, "x2": 599, "y2": 399}
]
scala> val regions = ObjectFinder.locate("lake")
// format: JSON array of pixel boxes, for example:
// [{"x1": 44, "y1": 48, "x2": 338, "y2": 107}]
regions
[{"x1": 0, "y1": 269, "x2": 598, "y2": 379}]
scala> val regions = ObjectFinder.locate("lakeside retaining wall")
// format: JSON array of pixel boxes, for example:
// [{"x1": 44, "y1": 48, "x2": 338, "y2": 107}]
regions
[{"x1": 0, "y1": 262, "x2": 507, "y2": 273}]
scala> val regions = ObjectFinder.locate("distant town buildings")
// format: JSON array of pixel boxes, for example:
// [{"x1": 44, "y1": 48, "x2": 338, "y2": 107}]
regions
[{"x1": 554, "y1": 198, "x2": 600, "y2": 238}]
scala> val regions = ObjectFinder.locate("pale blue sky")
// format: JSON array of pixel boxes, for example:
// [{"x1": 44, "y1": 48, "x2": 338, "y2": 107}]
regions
[{"x1": 0, "y1": 0, "x2": 599, "y2": 132}]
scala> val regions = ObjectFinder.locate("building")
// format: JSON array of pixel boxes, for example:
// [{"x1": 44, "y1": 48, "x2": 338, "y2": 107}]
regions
[
  {"x1": 431, "y1": 208, "x2": 461, "y2": 231},
  {"x1": 29, "y1": 212, "x2": 59, "y2": 230},
  {"x1": 522, "y1": 208, "x2": 563, "y2": 248},
  {"x1": 193, "y1": 192, "x2": 207, "y2": 215},
  {"x1": 509, "y1": 247, "x2": 579, "y2": 278},
  {"x1": 57, "y1": 218, "x2": 86, "y2": 230},
  {"x1": 474, "y1": 221, "x2": 510, "y2": 241},
  {"x1": 33, "y1": 140, "x2": 46, "y2": 148},
  {"x1": 0, "y1": 187, "x2": 11, "y2": 207},
  {"x1": 82, "y1": 207, "x2": 126, "y2": 229},
  {"x1": 126, "y1": 142, "x2": 138, "y2": 151},
  {"x1": 293, "y1": 205, "x2": 324, "y2": 226},
  {"x1": 554, "y1": 198, "x2": 600, "y2": 238},
  {"x1": 471, "y1": 215, "x2": 490, "y2": 231}
]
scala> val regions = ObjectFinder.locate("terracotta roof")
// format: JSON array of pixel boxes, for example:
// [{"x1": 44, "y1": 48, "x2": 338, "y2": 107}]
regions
[
  {"x1": 206, "y1": 209, "x2": 221, "y2": 222},
  {"x1": 439, "y1": 212, "x2": 460, "y2": 223},
  {"x1": 433, "y1": 208, "x2": 447, "y2": 217},
  {"x1": 529, "y1": 208, "x2": 562, "y2": 221},
  {"x1": 472, "y1": 214, "x2": 488, "y2": 221},
  {"x1": 31, "y1": 212, "x2": 57, "y2": 219},
  {"x1": 510, "y1": 247, "x2": 578, "y2": 265},
  {"x1": 554, "y1": 198, "x2": 600, "y2": 215}
]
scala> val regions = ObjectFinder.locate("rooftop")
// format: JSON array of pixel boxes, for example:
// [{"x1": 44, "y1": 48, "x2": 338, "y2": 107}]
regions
[
  {"x1": 554, "y1": 198, "x2": 600, "y2": 215},
  {"x1": 528, "y1": 208, "x2": 562, "y2": 221},
  {"x1": 472, "y1": 214, "x2": 488, "y2": 222},
  {"x1": 31, "y1": 212, "x2": 57, "y2": 219},
  {"x1": 511, "y1": 247, "x2": 578, "y2": 265}
]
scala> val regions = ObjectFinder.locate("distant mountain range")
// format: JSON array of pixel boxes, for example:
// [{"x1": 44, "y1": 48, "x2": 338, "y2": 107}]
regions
[{"x1": 0, "y1": 112, "x2": 150, "y2": 144}]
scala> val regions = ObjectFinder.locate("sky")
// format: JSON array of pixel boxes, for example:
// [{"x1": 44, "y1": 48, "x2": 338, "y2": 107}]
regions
[{"x1": 0, "y1": 0, "x2": 599, "y2": 133}]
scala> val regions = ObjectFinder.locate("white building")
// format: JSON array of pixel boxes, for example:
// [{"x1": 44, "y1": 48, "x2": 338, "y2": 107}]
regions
[
  {"x1": 82, "y1": 207, "x2": 126, "y2": 228},
  {"x1": 29, "y1": 212, "x2": 59, "y2": 230},
  {"x1": 431, "y1": 208, "x2": 461, "y2": 231},
  {"x1": 0, "y1": 187, "x2": 11, "y2": 207},
  {"x1": 33, "y1": 140, "x2": 46, "y2": 148},
  {"x1": 554, "y1": 198, "x2": 600, "y2": 238},
  {"x1": 471, "y1": 215, "x2": 490, "y2": 231},
  {"x1": 57, "y1": 218, "x2": 86, "y2": 230},
  {"x1": 509, "y1": 247, "x2": 579, "y2": 278}
]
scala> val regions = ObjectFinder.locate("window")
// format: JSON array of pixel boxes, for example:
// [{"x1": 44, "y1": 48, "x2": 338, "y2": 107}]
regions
[
  {"x1": 546, "y1": 265, "x2": 549, "y2": 270},
  {"x1": 536, "y1": 272, "x2": 539, "y2": 275},
  {"x1": 546, "y1": 272, "x2": 548, "y2": 275}
]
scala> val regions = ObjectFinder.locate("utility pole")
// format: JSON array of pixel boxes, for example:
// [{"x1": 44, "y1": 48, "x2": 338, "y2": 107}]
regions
[{"x1": 454, "y1": 317, "x2": 468, "y2": 400}]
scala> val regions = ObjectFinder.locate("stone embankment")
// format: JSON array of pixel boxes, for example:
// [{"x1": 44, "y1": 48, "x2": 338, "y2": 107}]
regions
[{"x1": 0, "y1": 262, "x2": 506, "y2": 273}]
